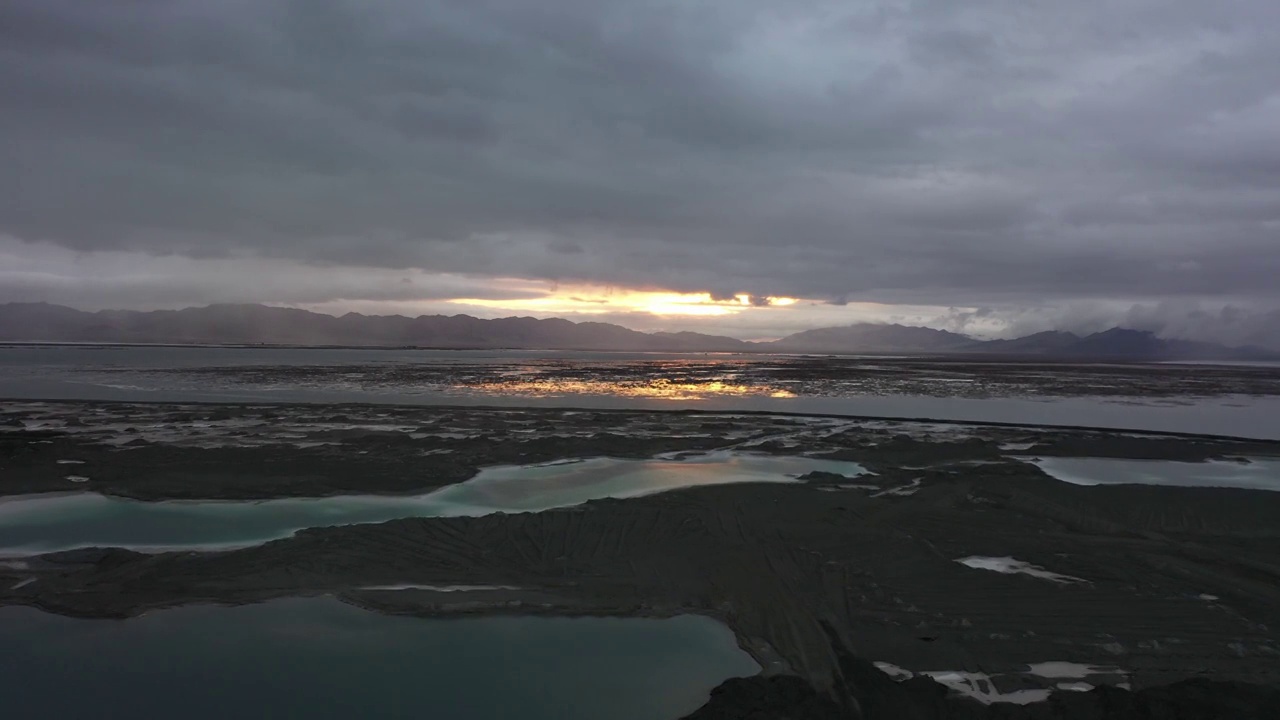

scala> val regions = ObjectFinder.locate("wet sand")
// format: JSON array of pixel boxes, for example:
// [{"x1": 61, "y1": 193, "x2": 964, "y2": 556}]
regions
[
  {"x1": 40, "y1": 354, "x2": 1280, "y2": 400},
  {"x1": 3, "y1": 401, "x2": 1280, "y2": 718},
  {"x1": 8, "y1": 351, "x2": 1280, "y2": 440}
]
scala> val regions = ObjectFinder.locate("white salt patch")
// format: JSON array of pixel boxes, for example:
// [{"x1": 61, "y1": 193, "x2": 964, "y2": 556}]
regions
[
  {"x1": 98, "y1": 383, "x2": 154, "y2": 392},
  {"x1": 1198, "y1": 593, "x2": 1219, "y2": 601},
  {"x1": 873, "y1": 662, "x2": 914, "y2": 681},
  {"x1": 874, "y1": 663, "x2": 1053, "y2": 705},
  {"x1": 957, "y1": 556, "x2": 1085, "y2": 584},
  {"x1": 10, "y1": 577, "x2": 36, "y2": 590},
  {"x1": 359, "y1": 584, "x2": 520, "y2": 592},
  {"x1": 872, "y1": 478, "x2": 922, "y2": 498},
  {"x1": 0, "y1": 560, "x2": 30, "y2": 570},
  {"x1": 64, "y1": 475, "x2": 90, "y2": 483},
  {"x1": 999, "y1": 442, "x2": 1038, "y2": 451},
  {"x1": 922, "y1": 671, "x2": 1052, "y2": 705},
  {"x1": 56, "y1": 459, "x2": 86, "y2": 465},
  {"x1": 1057, "y1": 682, "x2": 1094, "y2": 692}
]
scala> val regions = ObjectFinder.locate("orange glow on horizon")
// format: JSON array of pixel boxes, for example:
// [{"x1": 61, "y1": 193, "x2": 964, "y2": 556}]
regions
[
  {"x1": 449, "y1": 287, "x2": 802, "y2": 318},
  {"x1": 468, "y1": 378, "x2": 797, "y2": 401}
]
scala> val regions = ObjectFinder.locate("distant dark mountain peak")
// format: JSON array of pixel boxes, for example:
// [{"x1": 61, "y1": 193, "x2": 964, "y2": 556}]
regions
[
  {"x1": 1085, "y1": 327, "x2": 1156, "y2": 342},
  {"x1": 0, "y1": 302, "x2": 749, "y2": 351},
  {"x1": 0, "y1": 303, "x2": 1275, "y2": 360},
  {"x1": 1025, "y1": 330, "x2": 1081, "y2": 340},
  {"x1": 1054, "y1": 327, "x2": 1272, "y2": 360},
  {"x1": 769, "y1": 322, "x2": 975, "y2": 353},
  {"x1": 1066, "y1": 327, "x2": 1165, "y2": 357}
]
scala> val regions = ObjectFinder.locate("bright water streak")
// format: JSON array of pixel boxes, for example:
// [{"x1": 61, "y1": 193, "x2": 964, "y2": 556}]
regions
[
  {"x1": 0, "y1": 451, "x2": 864, "y2": 554},
  {"x1": 1026, "y1": 457, "x2": 1280, "y2": 491},
  {"x1": 0, "y1": 597, "x2": 759, "y2": 720}
]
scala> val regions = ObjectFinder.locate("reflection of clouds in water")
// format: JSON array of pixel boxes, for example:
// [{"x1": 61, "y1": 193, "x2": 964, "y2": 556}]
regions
[
  {"x1": 469, "y1": 378, "x2": 796, "y2": 400},
  {"x1": 1025, "y1": 457, "x2": 1280, "y2": 491},
  {"x1": 0, "y1": 453, "x2": 863, "y2": 554},
  {"x1": 454, "y1": 456, "x2": 748, "y2": 506},
  {"x1": 446, "y1": 453, "x2": 864, "y2": 511},
  {"x1": 1, "y1": 595, "x2": 756, "y2": 720}
]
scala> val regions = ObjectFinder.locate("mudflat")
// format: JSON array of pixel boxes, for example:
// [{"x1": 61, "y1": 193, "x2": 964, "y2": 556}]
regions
[{"x1": 3, "y1": 401, "x2": 1280, "y2": 718}]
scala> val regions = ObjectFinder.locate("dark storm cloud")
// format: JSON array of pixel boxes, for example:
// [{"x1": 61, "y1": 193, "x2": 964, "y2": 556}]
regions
[
  {"x1": 2, "y1": 0, "x2": 1279, "y2": 310},
  {"x1": 0, "y1": 236, "x2": 543, "y2": 308}
]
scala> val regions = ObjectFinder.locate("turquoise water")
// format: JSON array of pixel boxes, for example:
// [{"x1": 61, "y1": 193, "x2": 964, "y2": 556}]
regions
[
  {"x1": 0, "y1": 597, "x2": 759, "y2": 720},
  {"x1": 1026, "y1": 457, "x2": 1280, "y2": 491},
  {"x1": 0, "y1": 451, "x2": 864, "y2": 554}
]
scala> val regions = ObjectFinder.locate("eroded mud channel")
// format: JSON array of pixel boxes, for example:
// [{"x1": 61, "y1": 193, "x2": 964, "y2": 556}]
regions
[{"x1": 3, "y1": 401, "x2": 1280, "y2": 718}]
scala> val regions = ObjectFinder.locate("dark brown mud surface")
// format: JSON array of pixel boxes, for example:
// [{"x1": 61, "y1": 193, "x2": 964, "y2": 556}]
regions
[
  {"x1": 3, "y1": 401, "x2": 1280, "y2": 718},
  {"x1": 64, "y1": 355, "x2": 1280, "y2": 403},
  {"x1": 17, "y1": 353, "x2": 1280, "y2": 402},
  {"x1": 4, "y1": 400, "x2": 1277, "y2": 500}
]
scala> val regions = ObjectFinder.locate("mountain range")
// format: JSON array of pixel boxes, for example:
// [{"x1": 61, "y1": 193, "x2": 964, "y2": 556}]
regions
[{"x1": 0, "y1": 302, "x2": 1275, "y2": 361}]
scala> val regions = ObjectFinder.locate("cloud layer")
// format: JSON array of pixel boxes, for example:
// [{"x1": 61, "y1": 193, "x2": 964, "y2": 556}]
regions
[{"x1": 2, "y1": 0, "x2": 1279, "y2": 339}]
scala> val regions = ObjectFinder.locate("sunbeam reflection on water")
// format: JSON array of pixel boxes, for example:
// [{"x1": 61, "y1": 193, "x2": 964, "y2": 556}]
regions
[{"x1": 469, "y1": 377, "x2": 796, "y2": 400}]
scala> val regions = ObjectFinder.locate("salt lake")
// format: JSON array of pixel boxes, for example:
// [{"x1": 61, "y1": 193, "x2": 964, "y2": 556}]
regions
[
  {"x1": 0, "y1": 596, "x2": 758, "y2": 720},
  {"x1": 0, "y1": 451, "x2": 864, "y2": 554}
]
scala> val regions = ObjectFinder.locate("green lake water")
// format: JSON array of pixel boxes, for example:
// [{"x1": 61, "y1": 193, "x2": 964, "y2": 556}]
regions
[
  {"x1": 0, "y1": 597, "x2": 759, "y2": 720},
  {"x1": 0, "y1": 451, "x2": 863, "y2": 554}
]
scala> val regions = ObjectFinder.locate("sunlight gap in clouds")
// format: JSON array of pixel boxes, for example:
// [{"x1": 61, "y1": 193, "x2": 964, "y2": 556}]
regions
[{"x1": 449, "y1": 287, "x2": 800, "y2": 318}]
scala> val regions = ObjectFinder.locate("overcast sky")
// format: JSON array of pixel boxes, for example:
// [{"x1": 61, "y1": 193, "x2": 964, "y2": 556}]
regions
[{"x1": 2, "y1": 0, "x2": 1279, "y2": 344}]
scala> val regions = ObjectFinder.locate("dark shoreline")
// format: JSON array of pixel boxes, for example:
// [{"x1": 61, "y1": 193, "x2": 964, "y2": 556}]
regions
[{"x1": 4, "y1": 401, "x2": 1280, "y2": 718}]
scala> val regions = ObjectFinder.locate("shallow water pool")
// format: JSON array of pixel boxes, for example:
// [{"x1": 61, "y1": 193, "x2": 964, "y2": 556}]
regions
[
  {"x1": 1024, "y1": 457, "x2": 1280, "y2": 491},
  {"x1": 0, "y1": 596, "x2": 758, "y2": 720},
  {"x1": 0, "y1": 451, "x2": 864, "y2": 554}
]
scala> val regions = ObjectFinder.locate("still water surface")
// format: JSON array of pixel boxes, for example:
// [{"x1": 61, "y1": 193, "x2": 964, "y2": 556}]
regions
[
  {"x1": 0, "y1": 597, "x2": 758, "y2": 720},
  {"x1": 4, "y1": 346, "x2": 1280, "y2": 438},
  {"x1": 0, "y1": 451, "x2": 864, "y2": 554},
  {"x1": 1027, "y1": 457, "x2": 1280, "y2": 491}
]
